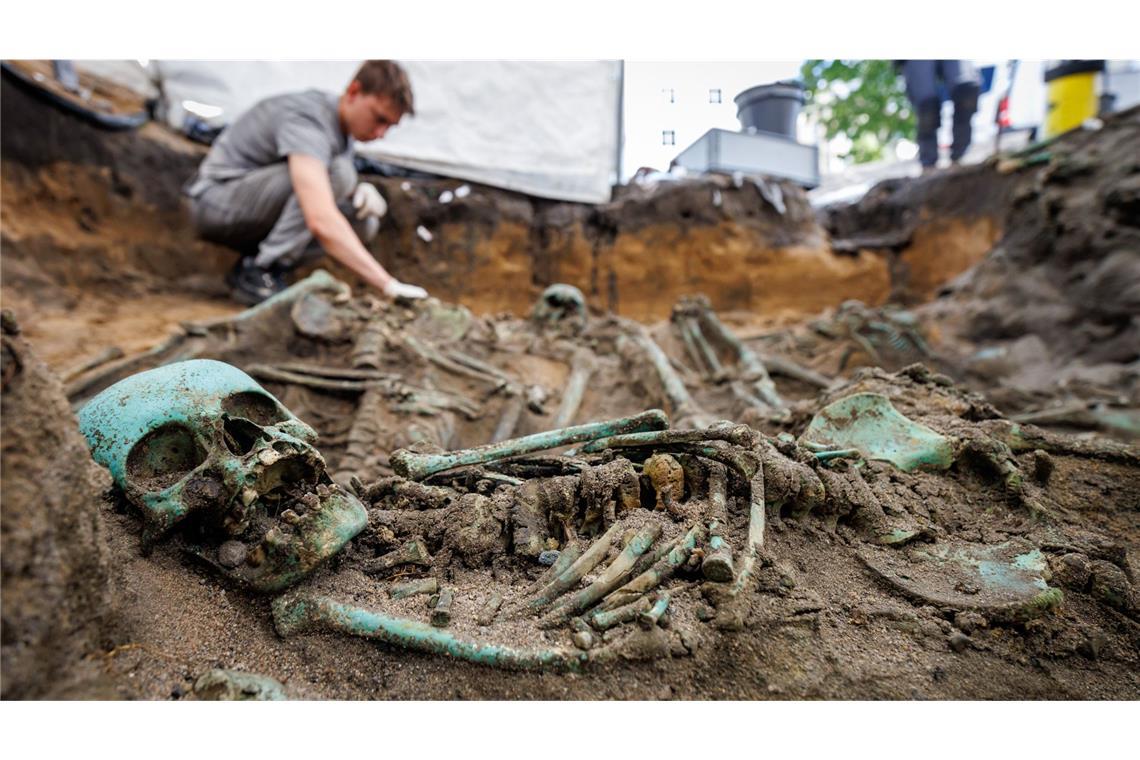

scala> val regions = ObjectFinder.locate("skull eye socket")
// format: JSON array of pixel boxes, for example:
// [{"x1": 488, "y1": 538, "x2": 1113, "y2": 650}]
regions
[
  {"x1": 222, "y1": 391, "x2": 288, "y2": 428},
  {"x1": 126, "y1": 423, "x2": 207, "y2": 490}
]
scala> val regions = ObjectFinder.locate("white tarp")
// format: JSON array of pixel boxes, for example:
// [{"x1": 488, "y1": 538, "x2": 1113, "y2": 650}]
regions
[{"x1": 151, "y1": 60, "x2": 622, "y2": 203}]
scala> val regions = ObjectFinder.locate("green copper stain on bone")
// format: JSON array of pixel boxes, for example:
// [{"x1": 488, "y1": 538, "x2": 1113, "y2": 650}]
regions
[{"x1": 801, "y1": 392, "x2": 954, "y2": 472}]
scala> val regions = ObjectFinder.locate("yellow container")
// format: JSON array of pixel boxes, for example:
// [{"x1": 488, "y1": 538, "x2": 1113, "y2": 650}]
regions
[{"x1": 1044, "y1": 61, "x2": 1102, "y2": 138}]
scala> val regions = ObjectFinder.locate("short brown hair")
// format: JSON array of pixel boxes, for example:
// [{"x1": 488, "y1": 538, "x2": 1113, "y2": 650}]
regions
[{"x1": 352, "y1": 60, "x2": 415, "y2": 116}]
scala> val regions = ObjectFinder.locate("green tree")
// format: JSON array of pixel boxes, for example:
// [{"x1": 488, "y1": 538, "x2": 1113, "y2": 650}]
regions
[{"x1": 800, "y1": 60, "x2": 914, "y2": 164}]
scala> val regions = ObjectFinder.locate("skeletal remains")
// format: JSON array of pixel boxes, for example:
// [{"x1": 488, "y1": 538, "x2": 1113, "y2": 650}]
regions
[{"x1": 74, "y1": 274, "x2": 1137, "y2": 673}]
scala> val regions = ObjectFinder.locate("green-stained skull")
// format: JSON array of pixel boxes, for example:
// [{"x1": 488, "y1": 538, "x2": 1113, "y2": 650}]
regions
[{"x1": 78, "y1": 359, "x2": 366, "y2": 591}]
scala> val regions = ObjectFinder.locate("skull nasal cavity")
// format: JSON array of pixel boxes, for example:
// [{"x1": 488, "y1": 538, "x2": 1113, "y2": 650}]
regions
[
  {"x1": 224, "y1": 417, "x2": 265, "y2": 455},
  {"x1": 126, "y1": 423, "x2": 206, "y2": 490}
]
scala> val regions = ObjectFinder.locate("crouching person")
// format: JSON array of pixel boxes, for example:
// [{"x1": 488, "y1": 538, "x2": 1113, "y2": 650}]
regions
[{"x1": 185, "y1": 59, "x2": 428, "y2": 304}]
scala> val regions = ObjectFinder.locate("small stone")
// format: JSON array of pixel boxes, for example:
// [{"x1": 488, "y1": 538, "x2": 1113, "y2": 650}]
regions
[
  {"x1": 776, "y1": 562, "x2": 797, "y2": 590},
  {"x1": 948, "y1": 632, "x2": 971, "y2": 653},
  {"x1": 246, "y1": 545, "x2": 265, "y2": 567},
  {"x1": 695, "y1": 605, "x2": 715, "y2": 621},
  {"x1": 1077, "y1": 630, "x2": 1109, "y2": 660},
  {"x1": 217, "y1": 541, "x2": 247, "y2": 569},
  {"x1": 537, "y1": 550, "x2": 560, "y2": 566},
  {"x1": 954, "y1": 611, "x2": 988, "y2": 634},
  {"x1": 919, "y1": 620, "x2": 943, "y2": 639},
  {"x1": 571, "y1": 630, "x2": 594, "y2": 650},
  {"x1": 1052, "y1": 553, "x2": 1091, "y2": 590},
  {"x1": 1032, "y1": 450, "x2": 1054, "y2": 483},
  {"x1": 1089, "y1": 560, "x2": 1133, "y2": 612}
]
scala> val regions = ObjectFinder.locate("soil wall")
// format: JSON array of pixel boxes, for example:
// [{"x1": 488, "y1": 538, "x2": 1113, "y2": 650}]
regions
[{"x1": 1, "y1": 315, "x2": 115, "y2": 698}]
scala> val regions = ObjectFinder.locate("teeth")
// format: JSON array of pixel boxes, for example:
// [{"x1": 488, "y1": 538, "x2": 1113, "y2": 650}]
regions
[
  {"x1": 280, "y1": 509, "x2": 301, "y2": 525},
  {"x1": 264, "y1": 527, "x2": 287, "y2": 549},
  {"x1": 258, "y1": 448, "x2": 283, "y2": 466},
  {"x1": 241, "y1": 487, "x2": 259, "y2": 507},
  {"x1": 246, "y1": 545, "x2": 265, "y2": 567},
  {"x1": 300, "y1": 493, "x2": 320, "y2": 512}
]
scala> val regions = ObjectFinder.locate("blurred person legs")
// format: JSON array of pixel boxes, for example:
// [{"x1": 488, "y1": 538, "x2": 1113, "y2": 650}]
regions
[
  {"x1": 903, "y1": 60, "x2": 941, "y2": 169},
  {"x1": 939, "y1": 60, "x2": 981, "y2": 163}
]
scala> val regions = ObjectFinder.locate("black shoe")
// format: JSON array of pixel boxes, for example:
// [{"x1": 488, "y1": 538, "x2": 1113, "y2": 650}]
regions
[{"x1": 226, "y1": 257, "x2": 289, "y2": 306}]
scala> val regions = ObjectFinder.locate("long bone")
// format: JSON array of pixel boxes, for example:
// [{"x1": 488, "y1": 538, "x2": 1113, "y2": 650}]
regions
[
  {"x1": 573, "y1": 425, "x2": 755, "y2": 455},
  {"x1": 257, "y1": 363, "x2": 395, "y2": 381},
  {"x1": 701, "y1": 462, "x2": 735, "y2": 583},
  {"x1": 390, "y1": 388, "x2": 481, "y2": 420},
  {"x1": 596, "y1": 523, "x2": 703, "y2": 612},
  {"x1": 391, "y1": 410, "x2": 669, "y2": 481},
  {"x1": 681, "y1": 316, "x2": 725, "y2": 379},
  {"x1": 390, "y1": 577, "x2": 439, "y2": 600},
  {"x1": 538, "y1": 522, "x2": 663, "y2": 626},
  {"x1": 476, "y1": 592, "x2": 504, "y2": 626},
  {"x1": 246, "y1": 364, "x2": 393, "y2": 393},
  {"x1": 759, "y1": 354, "x2": 833, "y2": 390},
  {"x1": 403, "y1": 335, "x2": 510, "y2": 390},
  {"x1": 442, "y1": 349, "x2": 515, "y2": 386},
  {"x1": 703, "y1": 523, "x2": 735, "y2": 583},
  {"x1": 638, "y1": 594, "x2": 671, "y2": 629},
  {"x1": 525, "y1": 544, "x2": 583, "y2": 594},
  {"x1": 676, "y1": 317, "x2": 710, "y2": 378},
  {"x1": 430, "y1": 587, "x2": 454, "y2": 627},
  {"x1": 523, "y1": 522, "x2": 624, "y2": 611},
  {"x1": 491, "y1": 394, "x2": 525, "y2": 443},
  {"x1": 617, "y1": 331, "x2": 716, "y2": 429},
  {"x1": 590, "y1": 592, "x2": 669, "y2": 631},
  {"x1": 693, "y1": 302, "x2": 783, "y2": 411},
  {"x1": 361, "y1": 538, "x2": 432, "y2": 575},
  {"x1": 272, "y1": 594, "x2": 591, "y2": 672},
  {"x1": 551, "y1": 350, "x2": 595, "y2": 428}
]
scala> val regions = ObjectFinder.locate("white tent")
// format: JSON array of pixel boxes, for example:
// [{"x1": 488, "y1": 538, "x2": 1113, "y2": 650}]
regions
[{"x1": 145, "y1": 60, "x2": 622, "y2": 204}]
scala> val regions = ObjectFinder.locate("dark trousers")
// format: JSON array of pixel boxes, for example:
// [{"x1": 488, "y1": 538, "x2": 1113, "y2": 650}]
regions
[
  {"x1": 902, "y1": 60, "x2": 981, "y2": 167},
  {"x1": 189, "y1": 154, "x2": 376, "y2": 270}
]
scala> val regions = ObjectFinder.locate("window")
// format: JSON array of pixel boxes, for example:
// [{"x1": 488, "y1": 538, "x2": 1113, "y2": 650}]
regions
[
  {"x1": 662, "y1": 130, "x2": 675, "y2": 146},
  {"x1": 661, "y1": 88, "x2": 675, "y2": 104},
  {"x1": 709, "y1": 88, "x2": 722, "y2": 104}
]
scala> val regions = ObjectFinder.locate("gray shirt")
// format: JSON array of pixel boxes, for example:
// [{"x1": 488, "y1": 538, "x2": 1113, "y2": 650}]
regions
[{"x1": 186, "y1": 89, "x2": 352, "y2": 197}]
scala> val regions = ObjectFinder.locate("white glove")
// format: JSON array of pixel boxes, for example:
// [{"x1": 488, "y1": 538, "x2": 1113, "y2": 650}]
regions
[
  {"x1": 383, "y1": 279, "x2": 428, "y2": 300},
  {"x1": 352, "y1": 183, "x2": 388, "y2": 220}
]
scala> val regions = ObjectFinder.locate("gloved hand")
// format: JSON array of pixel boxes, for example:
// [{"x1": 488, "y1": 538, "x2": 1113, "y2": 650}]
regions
[
  {"x1": 383, "y1": 279, "x2": 428, "y2": 300},
  {"x1": 352, "y1": 183, "x2": 388, "y2": 220}
]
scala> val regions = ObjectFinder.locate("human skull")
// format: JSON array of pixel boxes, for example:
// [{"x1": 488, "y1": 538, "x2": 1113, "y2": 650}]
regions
[
  {"x1": 78, "y1": 359, "x2": 366, "y2": 591},
  {"x1": 532, "y1": 283, "x2": 587, "y2": 335}
]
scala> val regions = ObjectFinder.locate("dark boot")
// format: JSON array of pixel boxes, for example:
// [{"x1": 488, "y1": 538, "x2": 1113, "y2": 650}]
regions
[{"x1": 225, "y1": 256, "x2": 289, "y2": 306}]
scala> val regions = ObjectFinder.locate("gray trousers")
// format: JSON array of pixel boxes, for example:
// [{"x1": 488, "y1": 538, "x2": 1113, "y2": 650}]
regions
[
  {"x1": 902, "y1": 60, "x2": 981, "y2": 167},
  {"x1": 189, "y1": 154, "x2": 377, "y2": 269}
]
